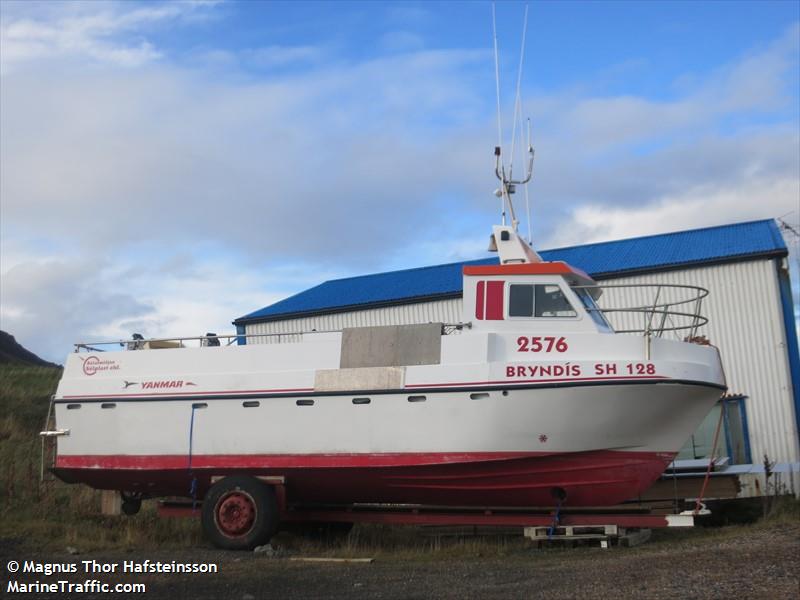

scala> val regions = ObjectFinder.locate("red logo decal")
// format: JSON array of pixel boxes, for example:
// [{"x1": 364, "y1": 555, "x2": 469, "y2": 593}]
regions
[{"x1": 81, "y1": 356, "x2": 119, "y2": 376}]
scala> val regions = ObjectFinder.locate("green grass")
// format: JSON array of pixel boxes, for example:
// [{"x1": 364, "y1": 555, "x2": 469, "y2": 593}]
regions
[
  {"x1": 0, "y1": 364, "x2": 62, "y2": 507},
  {"x1": 0, "y1": 363, "x2": 205, "y2": 550}
]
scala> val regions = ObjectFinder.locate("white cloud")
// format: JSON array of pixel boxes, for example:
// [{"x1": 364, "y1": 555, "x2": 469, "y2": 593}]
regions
[
  {"x1": 535, "y1": 23, "x2": 799, "y2": 156},
  {"x1": 0, "y1": 48, "x2": 491, "y2": 263},
  {"x1": 0, "y1": 248, "x2": 329, "y2": 362},
  {"x1": 0, "y1": 4, "x2": 797, "y2": 361},
  {"x1": 0, "y1": 258, "x2": 155, "y2": 361},
  {"x1": 0, "y1": 0, "x2": 219, "y2": 73},
  {"x1": 546, "y1": 177, "x2": 800, "y2": 248}
]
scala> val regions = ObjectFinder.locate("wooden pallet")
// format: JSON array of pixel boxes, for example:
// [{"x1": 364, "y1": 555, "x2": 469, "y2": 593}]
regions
[{"x1": 524, "y1": 524, "x2": 652, "y2": 548}]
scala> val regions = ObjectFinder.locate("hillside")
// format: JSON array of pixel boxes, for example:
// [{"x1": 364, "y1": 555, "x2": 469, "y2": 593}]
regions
[{"x1": 0, "y1": 330, "x2": 60, "y2": 368}]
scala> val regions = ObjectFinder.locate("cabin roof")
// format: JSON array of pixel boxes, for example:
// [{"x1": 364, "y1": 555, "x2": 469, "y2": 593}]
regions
[{"x1": 235, "y1": 219, "x2": 788, "y2": 324}]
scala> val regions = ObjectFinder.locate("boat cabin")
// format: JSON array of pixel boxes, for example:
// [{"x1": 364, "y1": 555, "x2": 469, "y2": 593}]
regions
[{"x1": 464, "y1": 225, "x2": 612, "y2": 334}]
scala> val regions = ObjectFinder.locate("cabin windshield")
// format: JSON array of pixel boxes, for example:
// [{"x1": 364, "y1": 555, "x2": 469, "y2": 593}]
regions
[{"x1": 574, "y1": 288, "x2": 614, "y2": 332}]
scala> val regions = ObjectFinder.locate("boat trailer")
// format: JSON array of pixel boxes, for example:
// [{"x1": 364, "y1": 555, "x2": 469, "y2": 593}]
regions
[{"x1": 155, "y1": 475, "x2": 696, "y2": 546}]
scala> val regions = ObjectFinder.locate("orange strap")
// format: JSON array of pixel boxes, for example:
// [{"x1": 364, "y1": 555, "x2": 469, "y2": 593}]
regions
[{"x1": 694, "y1": 400, "x2": 726, "y2": 514}]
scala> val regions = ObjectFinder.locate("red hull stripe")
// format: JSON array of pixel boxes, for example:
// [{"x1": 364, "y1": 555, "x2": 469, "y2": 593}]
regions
[
  {"x1": 55, "y1": 451, "x2": 671, "y2": 472},
  {"x1": 54, "y1": 450, "x2": 674, "y2": 507},
  {"x1": 60, "y1": 375, "x2": 669, "y2": 400},
  {"x1": 57, "y1": 452, "x2": 560, "y2": 470}
]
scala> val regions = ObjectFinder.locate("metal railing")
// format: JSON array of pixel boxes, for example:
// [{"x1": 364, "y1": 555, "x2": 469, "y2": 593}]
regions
[
  {"x1": 574, "y1": 283, "x2": 709, "y2": 340},
  {"x1": 73, "y1": 323, "x2": 472, "y2": 352}
]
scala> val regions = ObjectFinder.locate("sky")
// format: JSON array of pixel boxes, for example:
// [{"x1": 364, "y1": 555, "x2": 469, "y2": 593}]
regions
[{"x1": 1, "y1": 0, "x2": 798, "y2": 363}]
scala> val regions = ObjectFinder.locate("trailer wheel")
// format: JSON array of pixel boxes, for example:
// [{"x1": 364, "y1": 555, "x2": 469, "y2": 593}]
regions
[
  {"x1": 202, "y1": 476, "x2": 278, "y2": 550},
  {"x1": 120, "y1": 492, "x2": 142, "y2": 516},
  {"x1": 121, "y1": 498, "x2": 141, "y2": 516}
]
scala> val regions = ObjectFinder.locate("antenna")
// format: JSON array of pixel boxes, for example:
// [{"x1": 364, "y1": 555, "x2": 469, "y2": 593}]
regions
[
  {"x1": 777, "y1": 215, "x2": 800, "y2": 278},
  {"x1": 508, "y1": 2, "x2": 529, "y2": 178},
  {"x1": 492, "y1": 3, "x2": 503, "y2": 159},
  {"x1": 524, "y1": 118, "x2": 533, "y2": 244},
  {"x1": 778, "y1": 216, "x2": 799, "y2": 239},
  {"x1": 491, "y1": 3, "x2": 534, "y2": 237}
]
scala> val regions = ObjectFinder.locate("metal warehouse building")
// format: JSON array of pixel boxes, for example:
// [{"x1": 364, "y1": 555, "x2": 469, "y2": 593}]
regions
[{"x1": 234, "y1": 219, "x2": 800, "y2": 496}]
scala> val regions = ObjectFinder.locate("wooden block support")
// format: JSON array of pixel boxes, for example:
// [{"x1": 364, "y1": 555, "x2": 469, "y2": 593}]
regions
[{"x1": 100, "y1": 490, "x2": 122, "y2": 516}]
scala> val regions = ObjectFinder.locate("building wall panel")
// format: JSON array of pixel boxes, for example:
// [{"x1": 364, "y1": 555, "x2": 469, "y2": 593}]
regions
[
  {"x1": 245, "y1": 298, "x2": 463, "y2": 344},
  {"x1": 597, "y1": 260, "x2": 799, "y2": 475}
]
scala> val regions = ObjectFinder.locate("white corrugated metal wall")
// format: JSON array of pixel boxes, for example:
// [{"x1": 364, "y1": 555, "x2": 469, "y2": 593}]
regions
[
  {"x1": 244, "y1": 257, "x2": 799, "y2": 490},
  {"x1": 597, "y1": 259, "x2": 799, "y2": 471},
  {"x1": 245, "y1": 298, "x2": 463, "y2": 342}
]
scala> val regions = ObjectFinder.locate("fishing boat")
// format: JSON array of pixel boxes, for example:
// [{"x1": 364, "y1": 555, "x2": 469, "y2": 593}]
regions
[{"x1": 42, "y1": 140, "x2": 726, "y2": 548}]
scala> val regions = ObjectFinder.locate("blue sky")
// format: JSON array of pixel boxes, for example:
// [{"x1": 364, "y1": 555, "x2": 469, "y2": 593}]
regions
[{"x1": 1, "y1": 0, "x2": 798, "y2": 361}]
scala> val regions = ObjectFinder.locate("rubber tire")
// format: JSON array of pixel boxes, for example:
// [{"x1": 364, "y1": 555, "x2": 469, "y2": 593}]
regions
[
  {"x1": 121, "y1": 498, "x2": 141, "y2": 516},
  {"x1": 201, "y1": 476, "x2": 278, "y2": 550}
]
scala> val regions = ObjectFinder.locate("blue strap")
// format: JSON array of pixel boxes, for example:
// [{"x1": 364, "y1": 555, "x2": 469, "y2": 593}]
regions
[
  {"x1": 547, "y1": 499, "x2": 563, "y2": 541},
  {"x1": 188, "y1": 406, "x2": 198, "y2": 509}
]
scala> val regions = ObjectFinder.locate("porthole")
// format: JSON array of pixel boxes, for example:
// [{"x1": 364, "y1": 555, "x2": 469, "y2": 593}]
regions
[
  {"x1": 66, "y1": 403, "x2": 81, "y2": 410},
  {"x1": 407, "y1": 395, "x2": 426, "y2": 403},
  {"x1": 469, "y1": 393, "x2": 490, "y2": 400},
  {"x1": 192, "y1": 402, "x2": 208, "y2": 409},
  {"x1": 101, "y1": 403, "x2": 116, "y2": 409},
  {"x1": 352, "y1": 397, "x2": 371, "y2": 405},
  {"x1": 296, "y1": 399, "x2": 314, "y2": 407},
  {"x1": 242, "y1": 401, "x2": 260, "y2": 408}
]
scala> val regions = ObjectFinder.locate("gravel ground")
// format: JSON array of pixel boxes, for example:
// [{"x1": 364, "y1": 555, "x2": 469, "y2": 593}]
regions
[{"x1": 2, "y1": 524, "x2": 798, "y2": 599}]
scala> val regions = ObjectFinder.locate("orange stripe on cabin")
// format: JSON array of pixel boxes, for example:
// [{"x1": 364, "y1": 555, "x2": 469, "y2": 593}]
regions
[{"x1": 463, "y1": 262, "x2": 591, "y2": 280}]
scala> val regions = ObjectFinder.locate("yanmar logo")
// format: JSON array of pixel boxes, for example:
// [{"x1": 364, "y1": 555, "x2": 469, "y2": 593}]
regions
[
  {"x1": 80, "y1": 356, "x2": 120, "y2": 376},
  {"x1": 125, "y1": 380, "x2": 197, "y2": 390}
]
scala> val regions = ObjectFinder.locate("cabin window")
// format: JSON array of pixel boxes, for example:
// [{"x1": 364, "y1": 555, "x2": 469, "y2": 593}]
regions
[
  {"x1": 536, "y1": 285, "x2": 577, "y2": 317},
  {"x1": 574, "y1": 288, "x2": 613, "y2": 331},
  {"x1": 508, "y1": 284, "x2": 577, "y2": 318},
  {"x1": 509, "y1": 285, "x2": 535, "y2": 317}
]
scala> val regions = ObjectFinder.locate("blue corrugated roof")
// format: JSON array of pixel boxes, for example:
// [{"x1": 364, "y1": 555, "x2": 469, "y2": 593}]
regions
[{"x1": 236, "y1": 219, "x2": 787, "y2": 323}]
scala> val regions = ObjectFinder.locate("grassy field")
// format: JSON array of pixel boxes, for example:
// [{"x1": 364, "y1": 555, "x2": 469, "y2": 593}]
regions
[
  {"x1": 0, "y1": 364, "x2": 201, "y2": 550},
  {"x1": 1, "y1": 363, "x2": 798, "y2": 557}
]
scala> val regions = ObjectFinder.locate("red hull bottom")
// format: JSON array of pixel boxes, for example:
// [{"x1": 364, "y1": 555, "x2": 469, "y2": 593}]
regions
[{"x1": 54, "y1": 450, "x2": 674, "y2": 507}]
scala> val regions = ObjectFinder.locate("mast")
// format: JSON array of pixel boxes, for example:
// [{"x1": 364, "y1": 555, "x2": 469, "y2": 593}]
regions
[{"x1": 488, "y1": 3, "x2": 540, "y2": 265}]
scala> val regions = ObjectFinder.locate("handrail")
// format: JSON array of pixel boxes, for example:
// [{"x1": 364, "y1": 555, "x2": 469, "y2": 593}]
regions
[
  {"x1": 73, "y1": 323, "x2": 472, "y2": 352},
  {"x1": 573, "y1": 283, "x2": 709, "y2": 339},
  {"x1": 74, "y1": 330, "x2": 339, "y2": 351}
]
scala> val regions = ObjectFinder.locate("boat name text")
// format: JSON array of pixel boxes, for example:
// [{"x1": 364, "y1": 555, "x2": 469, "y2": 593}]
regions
[
  {"x1": 506, "y1": 364, "x2": 581, "y2": 378},
  {"x1": 505, "y1": 362, "x2": 657, "y2": 378}
]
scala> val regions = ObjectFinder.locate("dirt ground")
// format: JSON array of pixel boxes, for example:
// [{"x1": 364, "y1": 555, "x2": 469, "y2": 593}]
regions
[{"x1": 2, "y1": 524, "x2": 798, "y2": 600}]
